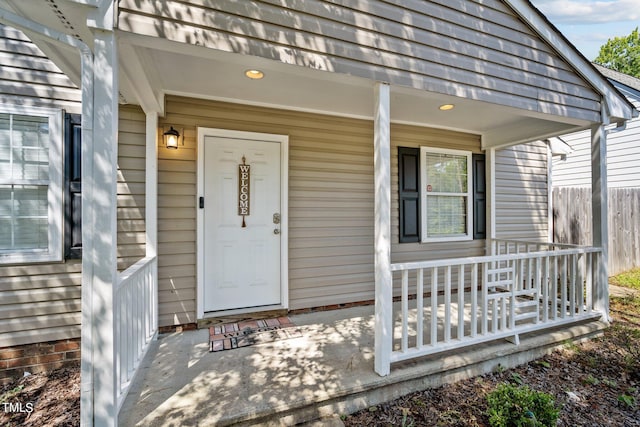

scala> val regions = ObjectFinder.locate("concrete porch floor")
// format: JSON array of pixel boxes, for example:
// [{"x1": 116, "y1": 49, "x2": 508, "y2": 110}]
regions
[{"x1": 118, "y1": 304, "x2": 606, "y2": 427}]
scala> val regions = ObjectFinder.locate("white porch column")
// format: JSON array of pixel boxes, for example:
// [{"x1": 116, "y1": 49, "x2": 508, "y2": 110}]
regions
[
  {"x1": 591, "y1": 119, "x2": 609, "y2": 321},
  {"x1": 486, "y1": 147, "x2": 496, "y2": 254},
  {"x1": 145, "y1": 113, "x2": 159, "y2": 332},
  {"x1": 83, "y1": 5, "x2": 119, "y2": 424},
  {"x1": 374, "y1": 82, "x2": 392, "y2": 376}
]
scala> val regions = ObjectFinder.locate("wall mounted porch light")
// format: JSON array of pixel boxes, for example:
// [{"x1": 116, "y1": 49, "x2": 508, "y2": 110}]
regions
[{"x1": 163, "y1": 126, "x2": 181, "y2": 149}]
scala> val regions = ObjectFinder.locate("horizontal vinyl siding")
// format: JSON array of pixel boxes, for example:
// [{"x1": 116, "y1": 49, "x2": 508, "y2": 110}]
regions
[
  {"x1": 553, "y1": 94, "x2": 640, "y2": 188},
  {"x1": 158, "y1": 95, "x2": 485, "y2": 324},
  {"x1": 0, "y1": 25, "x2": 83, "y2": 348},
  {"x1": 495, "y1": 142, "x2": 549, "y2": 241},
  {"x1": 0, "y1": 261, "x2": 82, "y2": 347},
  {"x1": 117, "y1": 0, "x2": 601, "y2": 122},
  {"x1": 0, "y1": 24, "x2": 80, "y2": 113},
  {"x1": 118, "y1": 106, "x2": 147, "y2": 271}
]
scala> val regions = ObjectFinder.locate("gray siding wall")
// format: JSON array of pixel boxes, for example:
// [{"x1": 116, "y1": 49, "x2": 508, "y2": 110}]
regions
[
  {"x1": 0, "y1": 24, "x2": 80, "y2": 114},
  {"x1": 0, "y1": 24, "x2": 82, "y2": 347},
  {"x1": 0, "y1": 262, "x2": 82, "y2": 347},
  {"x1": 552, "y1": 95, "x2": 640, "y2": 188},
  {"x1": 158, "y1": 96, "x2": 483, "y2": 326},
  {"x1": 118, "y1": 106, "x2": 147, "y2": 271},
  {"x1": 117, "y1": 0, "x2": 601, "y2": 123},
  {"x1": 495, "y1": 142, "x2": 550, "y2": 241}
]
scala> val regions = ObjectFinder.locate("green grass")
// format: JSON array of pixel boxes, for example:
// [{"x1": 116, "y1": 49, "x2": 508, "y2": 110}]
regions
[{"x1": 610, "y1": 268, "x2": 640, "y2": 290}]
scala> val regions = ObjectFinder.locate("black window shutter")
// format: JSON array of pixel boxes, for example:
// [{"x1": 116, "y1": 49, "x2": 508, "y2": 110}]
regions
[
  {"x1": 64, "y1": 113, "x2": 82, "y2": 258},
  {"x1": 398, "y1": 147, "x2": 421, "y2": 243},
  {"x1": 472, "y1": 154, "x2": 486, "y2": 240}
]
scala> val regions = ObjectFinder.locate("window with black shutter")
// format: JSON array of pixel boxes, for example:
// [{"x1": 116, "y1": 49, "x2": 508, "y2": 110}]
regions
[
  {"x1": 64, "y1": 113, "x2": 82, "y2": 258},
  {"x1": 398, "y1": 147, "x2": 486, "y2": 243}
]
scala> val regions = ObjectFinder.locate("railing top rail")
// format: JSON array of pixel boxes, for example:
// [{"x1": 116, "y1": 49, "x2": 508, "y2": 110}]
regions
[
  {"x1": 491, "y1": 239, "x2": 589, "y2": 249},
  {"x1": 390, "y1": 246, "x2": 601, "y2": 271},
  {"x1": 117, "y1": 255, "x2": 157, "y2": 290}
]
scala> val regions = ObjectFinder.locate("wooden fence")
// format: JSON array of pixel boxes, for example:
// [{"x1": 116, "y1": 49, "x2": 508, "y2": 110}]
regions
[{"x1": 553, "y1": 187, "x2": 640, "y2": 276}]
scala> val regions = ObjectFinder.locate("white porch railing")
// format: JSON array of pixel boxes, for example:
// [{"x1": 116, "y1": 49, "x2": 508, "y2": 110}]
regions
[
  {"x1": 115, "y1": 256, "x2": 158, "y2": 410},
  {"x1": 387, "y1": 241, "x2": 602, "y2": 365}
]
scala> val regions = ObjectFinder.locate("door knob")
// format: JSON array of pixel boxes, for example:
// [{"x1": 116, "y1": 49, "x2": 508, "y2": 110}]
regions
[{"x1": 273, "y1": 229, "x2": 280, "y2": 235}]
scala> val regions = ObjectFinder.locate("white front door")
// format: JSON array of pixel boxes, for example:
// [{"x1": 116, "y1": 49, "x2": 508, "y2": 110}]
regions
[{"x1": 199, "y1": 129, "x2": 286, "y2": 313}]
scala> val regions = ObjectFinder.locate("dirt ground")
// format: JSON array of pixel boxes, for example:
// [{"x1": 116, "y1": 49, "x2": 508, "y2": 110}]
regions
[
  {"x1": 1, "y1": 294, "x2": 639, "y2": 426},
  {"x1": 0, "y1": 365, "x2": 79, "y2": 426},
  {"x1": 344, "y1": 294, "x2": 640, "y2": 427}
]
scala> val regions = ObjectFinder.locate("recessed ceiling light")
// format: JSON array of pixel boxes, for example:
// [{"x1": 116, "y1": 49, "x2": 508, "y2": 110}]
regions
[
  {"x1": 439, "y1": 104, "x2": 455, "y2": 111},
  {"x1": 245, "y1": 69, "x2": 264, "y2": 80}
]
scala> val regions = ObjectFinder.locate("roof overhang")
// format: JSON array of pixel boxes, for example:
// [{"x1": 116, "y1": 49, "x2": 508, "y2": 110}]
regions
[
  {"x1": 0, "y1": 0, "x2": 635, "y2": 150},
  {"x1": 116, "y1": 31, "x2": 594, "y2": 150},
  {"x1": 505, "y1": 0, "x2": 637, "y2": 124}
]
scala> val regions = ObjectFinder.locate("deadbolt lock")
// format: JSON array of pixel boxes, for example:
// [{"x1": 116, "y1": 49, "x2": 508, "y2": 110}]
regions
[{"x1": 273, "y1": 213, "x2": 281, "y2": 224}]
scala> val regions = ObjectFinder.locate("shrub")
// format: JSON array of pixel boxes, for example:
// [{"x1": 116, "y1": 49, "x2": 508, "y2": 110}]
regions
[{"x1": 487, "y1": 383, "x2": 559, "y2": 427}]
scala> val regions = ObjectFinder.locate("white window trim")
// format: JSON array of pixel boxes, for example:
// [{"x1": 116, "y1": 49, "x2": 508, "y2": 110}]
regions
[
  {"x1": 420, "y1": 146, "x2": 473, "y2": 243},
  {"x1": 0, "y1": 104, "x2": 63, "y2": 264}
]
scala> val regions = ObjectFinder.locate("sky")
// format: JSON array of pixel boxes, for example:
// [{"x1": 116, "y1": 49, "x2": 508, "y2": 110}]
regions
[{"x1": 530, "y1": 0, "x2": 640, "y2": 60}]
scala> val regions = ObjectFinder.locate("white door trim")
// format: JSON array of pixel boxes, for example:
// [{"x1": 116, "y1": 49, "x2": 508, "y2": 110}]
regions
[{"x1": 196, "y1": 127, "x2": 289, "y2": 319}]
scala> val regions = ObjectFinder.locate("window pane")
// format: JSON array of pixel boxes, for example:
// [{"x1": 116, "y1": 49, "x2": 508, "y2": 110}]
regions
[
  {"x1": 0, "y1": 114, "x2": 9, "y2": 180},
  {"x1": 0, "y1": 186, "x2": 11, "y2": 217},
  {"x1": 14, "y1": 218, "x2": 48, "y2": 250},
  {"x1": 0, "y1": 185, "x2": 48, "y2": 251},
  {"x1": 12, "y1": 115, "x2": 49, "y2": 181},
  {"x1": 425, "y1": 153, "x2": 467, "y2": 193},
  {"x1": 426, "y1": 195, "x2": 467, "y2": 237},
  {"x1": 0, "y1": 219, "x2": 11, "y2": 250},
  {"x1": 14, "y1": 185, "x2": 48, "y2": 216}
]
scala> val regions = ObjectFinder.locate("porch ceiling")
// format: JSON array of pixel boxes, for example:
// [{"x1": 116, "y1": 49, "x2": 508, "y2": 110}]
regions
[{"x1": 118, "y1": 34, "x2": 591, "y2": 149}]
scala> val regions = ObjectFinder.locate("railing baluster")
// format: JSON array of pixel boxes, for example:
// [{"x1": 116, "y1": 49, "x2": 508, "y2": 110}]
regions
[
  {"x1": 401, "y1": 269, "x2": 409, "y2": 352},
  {"x1": 431, "y1": 267, "x2": 438, "y2": 346},
  {"x1": 458, "y1": 265, "x2": 465, "y2": 340},
  {"x1": 417, "y1": 268, "x2": 424, "y2": 348},
  {"x1": 543, "y1": 256, "x2": 549, "y2": 323},
  {"x1": 510, "y1": 260, "x2": 516, "y2": 330},
  {"x1": 116, "y1": 290, "x2": 123, "y2": 391},
  {"x1": 482, "y1": 262, "x2": 488, "y2": 335},
  {"x1": 551, "y1": 256, "x2": 558, "y2": 320},
  {"x1": 534, "y1": 257, "x2": 541, "y2": 324},
  {"x1": 125, "y1": 284, "x2": 135, "y2": 381},
  {"x1": 561, "y1": 255, "x2": 567, "y2": 318},
  {"x1": 471, "y1": 263, "x2": 478, "y2": 338},
  {"x1": 578, "y1": 254, "x2": 585, "y2": 314},
  {"x1": 570, "y1": 254, "x2": 577, "y2": 316},
  {"x1": 444, "y1": 266, "x2": 452, "y2": 343},
  {"x1": 586, "y1": 253, "x2": 593, "y2": 313}
]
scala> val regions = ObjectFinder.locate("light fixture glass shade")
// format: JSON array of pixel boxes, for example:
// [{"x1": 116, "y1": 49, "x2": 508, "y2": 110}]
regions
[
  {"x1": 164, "y1": 126, "x2": 180, "y2": 149},
  {"x1": 245, "y1": 69, "x2": 264, "y2": 79}
]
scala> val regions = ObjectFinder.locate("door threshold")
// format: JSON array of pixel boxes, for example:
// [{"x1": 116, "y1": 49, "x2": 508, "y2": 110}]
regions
[{"x1": 198, "y1": 306, "x2": 288, "y2": 329}]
